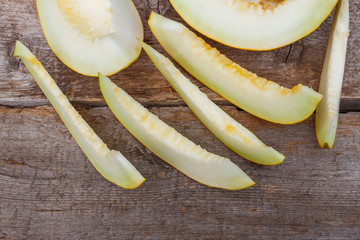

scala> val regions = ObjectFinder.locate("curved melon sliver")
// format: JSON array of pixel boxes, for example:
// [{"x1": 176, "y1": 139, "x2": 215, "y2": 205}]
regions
[
  {"x1": 14, "y1": 41, "x2": 145, "y2": 189},
  {"x1": 141, "y1": 41, "x2": 284, "y2": 165},
  {"x1": 99, "y1": 74, "x2": 255, "y2": 190},
  {"x1": 315, "y1": 0, "x2": 349, "y2": 148},
  {"x1": 37, "y1": 0, "x2": 143, "y2": 76},
  {"x1": 148, "y1": 13, "x2": 323, "y2": 124},
  {"x1": 170, "y1": 0, "x2": 338, "y2": 50}
]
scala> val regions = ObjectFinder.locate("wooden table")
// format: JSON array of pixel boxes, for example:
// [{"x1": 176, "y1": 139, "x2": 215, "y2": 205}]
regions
[{"x1": 1, "y1": 1, "x2": 359, "y2": 239}]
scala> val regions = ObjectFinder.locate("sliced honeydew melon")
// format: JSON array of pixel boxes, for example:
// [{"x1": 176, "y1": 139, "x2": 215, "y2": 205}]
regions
[
  {"x1": 99, "y1": 73, "x2": 255, "y2": 190},
  {"x1": 316, "y1": 0, "x2": 349, "y2": 148},
  {"x1": 170, "y1": 0, "x2": 338, "y2": 50},
  {"x1": 14, "y1": 41, "x2": 145, "y2": 189},
  {"x1": 141, "y1": 41, "x2": 285, "y2": 165},
  {"x1": 148, "y1": 13, "x2": 323, "y2": 124},
  {"x1": 37, "y1": 0, "x2": 144, "y2": 76}
]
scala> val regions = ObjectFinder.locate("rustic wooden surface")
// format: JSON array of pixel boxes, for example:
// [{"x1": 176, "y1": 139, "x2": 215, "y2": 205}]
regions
[{"x1": 0, "y1": 0, "x2": 359, "y2": 239}]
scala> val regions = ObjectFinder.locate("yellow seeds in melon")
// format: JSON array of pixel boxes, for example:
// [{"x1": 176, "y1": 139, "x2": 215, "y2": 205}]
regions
[
  {"x1": 148, "y1": 13, "x2": 323, "y2": 124},
  {"x1": 56, "y1": 0, "x2": 115, "y2": 40},
  {"x1": 141, "y1": 41, "x2": 285, "y2": 165}
]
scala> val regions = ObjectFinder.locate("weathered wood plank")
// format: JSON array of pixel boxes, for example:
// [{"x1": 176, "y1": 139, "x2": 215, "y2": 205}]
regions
[
  {"x1": 1, "y1": 106, "x2": 359, "y2": 239},
  {"x1": 0, "y1": 0, "x2": 359, "y2": 110},
  {"x1": 1, "y1": 1, "x2": 359, "y2": 239}
]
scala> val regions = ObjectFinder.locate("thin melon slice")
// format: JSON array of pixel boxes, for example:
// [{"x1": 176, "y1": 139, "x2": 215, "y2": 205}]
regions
[
  {"x1": 14, "y1": 41, "x2": 145, "y2": 189},
  {"x1": 141, "y1": 41, "x2": 284, "y2": 165},
  {"x1": 37, "y1": 0, "x2": 143, "y2": 76},
  {"x1": 170, "y1": 0, "x2": 338, "y2": 50},
  {"x1": 149, "y1": 13, "x2": 323, "y2": 124},
  {"x1": 99, "y1": 74, "x2": 255, "y2": 190},
  {"x1": 315, "y1": 0, "x2": 349, "y2": 148}
]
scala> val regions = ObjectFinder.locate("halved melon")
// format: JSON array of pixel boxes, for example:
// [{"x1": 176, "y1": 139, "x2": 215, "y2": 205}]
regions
[
  {"x1": 37, "y1": 0, "x2": 143, "y2": 76},
  {"x1": 316, "y1": 0, "x2": 349, "y2": 148},
  {"x1": 149, "y1": 13, "x2": 323, "y2": 124},
  {"x1": 99, "y1": 73, "x2": 255, "y2": 190},
  {"x1": 170, "y1": 0, "x2": 338, "y2": 50},
  {"x1": 14, "y1": 41, "x2": 145, "y2": 189},
  {"x1": 141, "y1": 41, "x2": 285, "y2": 165}
]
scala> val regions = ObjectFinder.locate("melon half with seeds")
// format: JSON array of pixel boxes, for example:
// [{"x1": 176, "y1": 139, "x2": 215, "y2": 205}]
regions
[
  {"x1": 37, "y1": 0, "x2": 143, "y2": 76},
  {"x1": 170, "y1": 0, "x2": 338, "y2": 50}
]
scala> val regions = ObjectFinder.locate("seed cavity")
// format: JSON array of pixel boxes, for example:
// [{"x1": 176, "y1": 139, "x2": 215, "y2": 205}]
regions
[
  {"x1": 181, "y1": 28, "x2": 292, "y2": 96},
  {"x1": 57, "y1": 0, "x2": 115, "y2": 40},
  {"x1": 231, "y1": 0, "x2": 286, "y2": 14}
]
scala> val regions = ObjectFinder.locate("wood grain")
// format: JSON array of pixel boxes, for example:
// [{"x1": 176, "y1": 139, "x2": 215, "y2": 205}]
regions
[
  {"x1": 0, "y1": 0, "x2": 359, "y2": 110},
  {"x1": 1, "y1": 106, "x2": 359, "y2": 240},
  {"x1": 1, "y1": 0, "x2": 359, "y2": 239}
]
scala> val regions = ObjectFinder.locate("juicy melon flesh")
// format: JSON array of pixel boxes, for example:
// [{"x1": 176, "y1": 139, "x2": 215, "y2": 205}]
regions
[
  {"x1": 37, "y1": 0, "x2": 143, "y2": 76},
  {"x1": 13, "y1": 41, "x2": 145, "y2": 189},
  {"x1": 246, "y1": 0, "x2": 284, "y2": 11},
  {"x1": 316, "y1": 0, "x2": 349, "y2": 148},
  {"x1": 99, "y1": 74, "x2": 255, "y2": 190},
  {"x1": 170, "y1": 0, "x2": 338, "y2": 50},
  {"x1": 141, "y1": 41, "x2": 285, "y2": 165},
  {"x1": 56, "y1": 0, "x2": 115, "y2": 39},
  {"x1": 148, "y1": 13, "x2": 323, "y2": 124}
]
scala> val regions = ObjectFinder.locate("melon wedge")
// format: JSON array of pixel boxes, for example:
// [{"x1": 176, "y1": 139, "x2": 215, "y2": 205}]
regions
[
  {"x1": 148, "y1": 13, "x2": 323, "y2": 124},
  {"x1": 315, "y1": 0, "x2": 349, "y2": 148},
  {"x1": 14, "y1": 41, "x2": 145, "y2": 189},
  {"x1": 37, "y1": 0, "x2": 143, "y2": 76},
  {"x1": 170, "y1": 0, "x2": 338, "y2": 50},
  {"x1": 141, "y1": 41, "x2": 285, "y2": 165},
  {"x1": 99, "y1": 74, "x2": 255, "y2": 190}
]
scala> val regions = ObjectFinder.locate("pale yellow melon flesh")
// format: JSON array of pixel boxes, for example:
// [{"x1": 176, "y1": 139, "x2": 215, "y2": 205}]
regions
[
  {"x1": 14, "y1": 41, "x2": 145, "y2": 189},
  {"x1": 148, "y1": 13, "x2": 323, "y2": 124},
  {"x1": 99, "y1": 74, "x2": 255, "y2": 190},
  {"x1": 141, "y1": 41, "x2": 285, "y2": 165},
  {"x1": 37, "y1": 0, "x2": 144, "y2": 76},
  {"x1": 316, "y1": 0, "x2": 349, "y2": 148},
  {"x1": 170, "y1": 0, "x2": 338, "y2": 50}
]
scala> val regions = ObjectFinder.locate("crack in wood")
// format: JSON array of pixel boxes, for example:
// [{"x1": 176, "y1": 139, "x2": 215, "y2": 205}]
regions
[
  {"x1": 1, "y1": 100, "x2": 360, "y2": 113},
  {"x1": 31, "y1": 209, "x2": 68, "y2": 212},
  {"x1": 285, "y1": 44, "x2": 293, "y2": 63}
]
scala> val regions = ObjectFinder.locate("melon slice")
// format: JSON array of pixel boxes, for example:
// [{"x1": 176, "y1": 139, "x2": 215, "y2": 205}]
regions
[
  {"x1": 148, "y1": 13, "x2": 323, "y2": 124},
  {"x1": 170, "y1": 0, "x2": 338, "y2": 50},
  {"x1": 14, "y1": 41, "x2": 145, "y2": 189},
  {"x1": 141, "y1": 41, "x2": 285, "y2": 165},
  {"x1": 99, "y1": 74, "x2": 255, "y2": 190},
  {"x1": 37, "y1": 0, "x2": 143, "y2": 76},
  {"x1": 315, "y1": 0, "x2": 349, "y2": 148}
]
